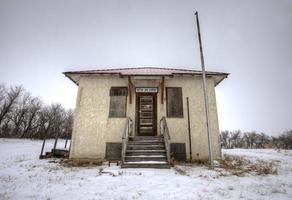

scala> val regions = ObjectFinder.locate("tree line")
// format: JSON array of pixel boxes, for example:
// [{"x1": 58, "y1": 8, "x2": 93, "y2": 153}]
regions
[
  {"x1": 0, "y1": 84, "x2": 73, "y2": 139},
  {"x1": 1, "y1": 83, "x2": 291, "y2": 149},
  {"x1": 220, "y1": 130, "x2": 292, "y2": 150}
]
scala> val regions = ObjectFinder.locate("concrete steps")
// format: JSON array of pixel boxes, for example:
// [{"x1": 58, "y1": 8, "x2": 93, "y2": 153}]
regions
[
  {"x1": 127, "y1": 145, "x2": 165, "y2": 150},
  {"x1": 122, "y1": 163, "x2": 170, "y2": 169},
  {"x1": 125, "y1": 155, "x2": 166, "y2": 162},
  {"x1": 122, "y1": 136, "x2": 170, "y2": 169}
]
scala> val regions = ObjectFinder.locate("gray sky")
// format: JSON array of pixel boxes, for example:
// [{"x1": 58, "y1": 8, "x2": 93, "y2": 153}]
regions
[{"x1": 0, "y1": 0, "x2": 291, "y2": 135}]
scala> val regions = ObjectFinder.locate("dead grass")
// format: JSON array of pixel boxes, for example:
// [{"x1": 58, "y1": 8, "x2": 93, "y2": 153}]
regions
[
  {"x1": 170, "y1": 158, "x2": 209, "y2": 167},
  {"x1": 56, "y1": 155, "x2": 277, "y2": 177},
  {"x1": 217, "y1": 154, "x2": 278, "y2": 176},
  {"x1": 57, "y1": 158, "x2": 103, "y2": 167}
]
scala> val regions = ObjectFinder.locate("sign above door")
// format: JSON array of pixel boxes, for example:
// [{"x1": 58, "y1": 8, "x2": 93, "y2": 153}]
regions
[{"x1": 135, "y1": 87, "x2": 158, "y2": 93}]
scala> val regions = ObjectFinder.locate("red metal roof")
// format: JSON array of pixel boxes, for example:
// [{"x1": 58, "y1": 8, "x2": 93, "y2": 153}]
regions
[{"x1": 64, "y1": 67, "x2": 228, "y2": 76}]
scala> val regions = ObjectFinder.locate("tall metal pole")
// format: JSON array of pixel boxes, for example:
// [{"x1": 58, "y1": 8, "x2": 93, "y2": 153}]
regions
[{"x1": 195, "y1": 11, "x2": 214, "y2": 168}]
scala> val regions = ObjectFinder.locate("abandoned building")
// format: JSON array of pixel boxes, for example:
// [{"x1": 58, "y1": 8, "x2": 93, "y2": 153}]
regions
[{"x1": 64, "y1": 67, "x2": 228, "y2": 168}]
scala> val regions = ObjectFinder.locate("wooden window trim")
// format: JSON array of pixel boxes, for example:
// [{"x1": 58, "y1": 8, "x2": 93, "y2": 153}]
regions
[
  {"x1": 166, "y1": 87, "x2": 184, "y2": 118},
  {"x1": 109, "y1": 87, "x2": 128, "y2": 96},
  {"x1": 109, "y1": 87, "x2": 128, "y2": 118}
]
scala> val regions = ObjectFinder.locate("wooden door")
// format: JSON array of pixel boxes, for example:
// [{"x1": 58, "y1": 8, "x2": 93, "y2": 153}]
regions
[{"x1": 136, "y1": 93, "x2": 157, "y2": 136}]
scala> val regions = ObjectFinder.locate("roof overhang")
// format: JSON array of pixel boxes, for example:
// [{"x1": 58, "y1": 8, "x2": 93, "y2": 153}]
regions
[{"x1": 63, "y1": 67, "x2": 229, "y2": 86}]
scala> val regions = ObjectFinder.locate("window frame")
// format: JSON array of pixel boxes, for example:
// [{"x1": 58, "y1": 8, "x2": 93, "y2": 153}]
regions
[
  {"x1": 108, "y1": 87, "x2": 128, "y2": 118},
  {"x1": 166, "y1": 87, "x2": 184, "y2": 118}
]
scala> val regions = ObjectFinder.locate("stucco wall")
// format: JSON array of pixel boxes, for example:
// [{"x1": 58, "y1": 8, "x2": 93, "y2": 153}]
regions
[{"x1": 69, "y1": 75, "x2": 221, "y2": 161}]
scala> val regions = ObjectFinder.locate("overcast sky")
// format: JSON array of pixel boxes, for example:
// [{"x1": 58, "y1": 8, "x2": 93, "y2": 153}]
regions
[{"x1": 0, "y1": 0, "x2": 291, "y2": 135}]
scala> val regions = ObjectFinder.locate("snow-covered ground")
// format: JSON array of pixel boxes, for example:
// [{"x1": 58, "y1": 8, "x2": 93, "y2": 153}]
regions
[{"x1": 0, "y1": 139, "x2": 291, "y2": 200}]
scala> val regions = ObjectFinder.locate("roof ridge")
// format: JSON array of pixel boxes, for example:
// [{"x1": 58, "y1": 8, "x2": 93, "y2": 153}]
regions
[
  {"x1": 64, "y1": 67, "x2": 228, "y2": 75},
  {"x1": 65, "y1": 66, "x2": 203, "y2": 72},
  {"x1": 64, "y1": 67, "x2": 229, "y2": 86}
]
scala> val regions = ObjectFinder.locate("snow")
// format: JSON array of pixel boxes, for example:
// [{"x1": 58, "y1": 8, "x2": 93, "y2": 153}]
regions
[{"x1": 0, "y1": 139, "x2": 292, "y2": 200}]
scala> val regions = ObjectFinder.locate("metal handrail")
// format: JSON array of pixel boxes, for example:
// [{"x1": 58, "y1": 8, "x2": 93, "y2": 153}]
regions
[
  {"x1": 121, "y1": 117, "x2": 132, "y2": 164},
  {"x1": 160, "y1": 116, "x2": 171, "y2": 163}
]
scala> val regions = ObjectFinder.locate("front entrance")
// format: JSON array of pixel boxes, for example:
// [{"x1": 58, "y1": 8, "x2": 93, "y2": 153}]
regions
[{"x1": 136, "y1": 93, "x2": 157, "y2": 136}]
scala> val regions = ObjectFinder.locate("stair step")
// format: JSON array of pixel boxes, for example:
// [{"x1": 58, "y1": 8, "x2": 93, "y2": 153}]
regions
[
  {"x1": 121, "y1": 163, "x2": 170, "y2": 169},
  {"x1": 126, "y1": 152, "x2": 166, "y2": 156},
  {"x1": 127, "y1": 146, "x2": 165, "y2": 150},
  {"x1": 126, "y1": 150, "x2": 166, "y2": 155},
  {"x1": 126, "y1": 149, "x2": 166, "y2": 153},
  {"x1": 129, "y1": 140, "x2": 163, "y2": 143},
  {"x1": 126, "y1": 155, "x2": 166, "y2": 158},
  {"x1": 128, "y1": 141, "x2": 164, "y2": 144},
  {"x1": 128, "y1": 144, "x2": 164, "y2": 147},
  {"x1": 129, "y1": 141, "x2": 162, "y2": 144},
  {"x1": 125, "y1": 161, "x2": 168, "y2": 164},
  {"x1": 122, "y1": 136, "x2": 169, "y2": 168},
  {"x1": 129, "y1": 137, "x2": 162, "y2": 142},
  {"x1": 125, "y1": 155, "x2": 167, "y2": 162}
]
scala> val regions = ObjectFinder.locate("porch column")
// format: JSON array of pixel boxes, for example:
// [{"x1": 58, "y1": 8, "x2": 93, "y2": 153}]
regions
[
  {"x1": 160, "y1": 76, "x2": 165, "y2": 104},
  {"x1": 128, "y1": 76, "x2": 133, "y2": 104}
]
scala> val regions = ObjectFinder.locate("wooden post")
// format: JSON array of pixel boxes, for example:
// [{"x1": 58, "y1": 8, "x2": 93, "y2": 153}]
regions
[
  {"x1": 186, "y1": 97, "x2": 192, "y2": 162},
  {"x1": 39, "y1": 134, "x2": 47, "y2": 159},
  {"x1": 64, "y1": 133, "x2": 69, "y2": 148},
  {"x1": 161, "y1": 76, "x2": 165, "y2": 104},
  {"x1": 195, "y1": 11, "x2": 214, "y2": 168},
  {"x1": 128, "y1": 76, "x2": 132, "y2": 104},
  {"x1": 68, "y1": 139, "x2": 72, "y2": 155}
]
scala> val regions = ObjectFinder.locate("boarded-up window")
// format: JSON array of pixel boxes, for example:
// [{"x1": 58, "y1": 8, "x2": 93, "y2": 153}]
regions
[
  {"x1": 166, "y1": 87, "x2": 183, "y2": 117},
  {"x1": 109, "y1": 87, "x2": 128, "y2": 117}
]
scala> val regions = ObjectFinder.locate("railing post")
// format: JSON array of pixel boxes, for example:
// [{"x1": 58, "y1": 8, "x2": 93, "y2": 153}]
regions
[
  {"x1": 121, "y1": 117, "x2": 131, "y2": 165},
  {"x1": 127, "y1": 120, "x2": 129, "y2": 137},
  {"x1": 161, "y1": 117, "x2": 171, "y2": 164},
  {"x1": 167, "y1": 142, "x2": 170, "y2": 163}
]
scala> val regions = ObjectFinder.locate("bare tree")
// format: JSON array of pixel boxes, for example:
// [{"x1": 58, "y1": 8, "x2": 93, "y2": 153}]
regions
[
  {"x1": 36, "y1": 106, "x2": 53, "y2": 139},
  {"x1": 0, "y1": 83, "x2": 74, "y2": 139},
  {"x1": 0, "y1": 85, "x2": 23, "y2": 132},
  {"x1": 244, "y1": 132, "x2": 259, "y2": 149},
  {"x1": 22, "y1": 97, "x2": 42, "y2": 138},
  {"x1": 220, "y1": 130, "x2": 230, "y2": 148},
  {"x1": 9, "y1": 92, "x2": 31, "y2": 136},
  {"x1": 62, "y1": 109, "x2": 74, "y2": 139},
  {"x1": 220, "y1": 130, "x2": 292, "y2": 149},
  {"x1": 35, "y1": 103, "x2": 65, "y2": 139},
  {"x1": 0, "y1": 84, "x2": 6, "y2": 103},
  {"x1": 277, "y1": 130, "x2": 292, "y2": 149},
  {"x1": 230, "y1": 130, "x2": 241, "y2": 148},
  {"x1": 254, "y1": 133, "x2": 269, "y2": 148}
]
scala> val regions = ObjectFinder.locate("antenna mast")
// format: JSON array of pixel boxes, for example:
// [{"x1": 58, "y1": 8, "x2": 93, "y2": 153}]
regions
[{"x1": 195, "y1": 11, "x2": 214, "y2": 168}]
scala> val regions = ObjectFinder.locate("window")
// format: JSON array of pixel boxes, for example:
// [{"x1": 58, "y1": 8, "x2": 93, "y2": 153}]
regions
[
  {"x1": 109, "y1": 87, "x2": 128, "y2": 117},
  {"x1": 166, "y1": 87, "x2": 183, "y2": 117}
]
